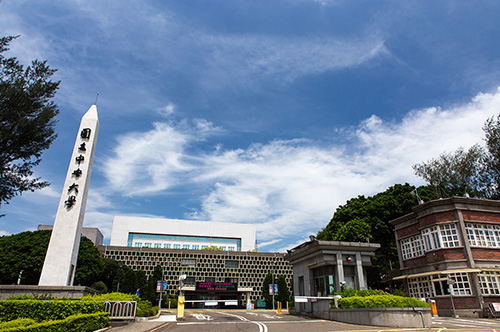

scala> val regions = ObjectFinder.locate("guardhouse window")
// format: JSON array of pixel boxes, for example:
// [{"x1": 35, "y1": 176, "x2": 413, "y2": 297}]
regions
[{"x1": 181, "y1": 259, "x2": 196, "y2": 267}]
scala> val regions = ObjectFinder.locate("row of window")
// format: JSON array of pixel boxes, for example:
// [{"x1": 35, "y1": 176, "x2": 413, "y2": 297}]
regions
[
  {"x1": 400, "y1": 223, "x2": 500, "y2": 260},
  {"x1": 127, "y1": 233, "x2": 241, "y2": 250},
  {"x1": 407, "y1": 272, "x2": 500, "y2": 299},
  {"x1": 133, "y1": 242, "x2": 235, "y2": 251}
]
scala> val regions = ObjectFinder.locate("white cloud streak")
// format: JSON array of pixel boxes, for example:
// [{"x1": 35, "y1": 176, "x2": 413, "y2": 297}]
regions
[{"x1": 101, "y1": 87, "x2": 500, "y2": 250}]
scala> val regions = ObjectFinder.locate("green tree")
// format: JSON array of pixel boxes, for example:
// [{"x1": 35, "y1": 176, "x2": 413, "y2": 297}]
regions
[
  {"x1": 74, "y1": 237, "x2": 105, "y2": 286},
  {"x1": 0, "y1": 230, "x2": 106, "y2": 286},
  {"x1": 276, "y1": 275, "x2": 290, "y2": 303},
  {"x1": 134, "y1": 269, "x2": 148, "y2": 299},
  {"x1": 412, "y1": 145, "x2": 485, "y2": 198},
  {"x1": 0, "y1": 36, "x2": 60, "y2": 209},
  {"x1": 413, "y1": 113, "x2": 500, "y2": 199},
  {"x1": 113, "y1": 265, "x2": 137, "y2": 294},
  {"x1": 98, "y1": 258, "x2": 120, "y2": 293},
  {"x1": 144, "y1": 264, "x2": 164, "y2": 304},
  {"x1": 482, "y1": 114, "x2": 500, "y2": 199},
  {"x1": 261, "y1": 272, "x2": 274, "y2": 309},
  {"x1": 317, "y1": 183, "x2": 435, "y2": 289}
]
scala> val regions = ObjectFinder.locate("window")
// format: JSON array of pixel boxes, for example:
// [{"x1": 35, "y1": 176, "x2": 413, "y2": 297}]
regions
[
  {"x1": 220, "y1": 246, "x2": 226, "y2": 251},
  {"x1": 225, "y1": 260, "x2": 239, "y2": 268},
  {"x1": 478, "y1": 272, "x2": 500, "y2": 295},
  {"x1": 421, "y1": 224, "x2": 460, "y2": 251},
  {"x1": 164, "y1": 244, "x2": 171, "y2": 249},
  {"x1": 173, "y1": 244, "x2": 181, "y2": 249},
  {"x1": 181, "y1": 259, "x2": 196, "y2": 267},
  {"x1": 448, "y1": 273, "x2": 471, "y2": 295},
  {"x1": 440, "y1": 224, "x2": 460, "y2": 247},
  {"x1": 205, "y1": 277, "x2": 215, "y2": 283},
  {"x1": 192, "y1": 245, "x2": 200, "y2": 250},
  {"x1": 182, "y1": 244, "x2": 190, "y2": 249},
  {"x1": 466, "y1": 223, "x2": 500, "y2": 247},
  {"x1": 201, "y1": 245, "x2": 208, "y2": 249},
  {"x1": 400, "y1": 235, "x2": 424, "y2": 260},
  {"x1": 135, "y1": 242, "x2": 142, "y2": 247},
  {"x1": 407, "y1": 276, "x2": 434, "y2": 299},
  {"x1": 144, "y1": 242, "x2": 152, "y2": 248},
  {"x1": 228, "y1": 246, "x2": 235, "y2": 251},
  {"x1": 225, "y1": 278, "x2": 238, "y2": 284},
  {"x1": 184, "y1": 277, "x2": 195, "y2": 285},
  {"x1": 154, "y1": 243, "x2": 161, "y2": 248}
]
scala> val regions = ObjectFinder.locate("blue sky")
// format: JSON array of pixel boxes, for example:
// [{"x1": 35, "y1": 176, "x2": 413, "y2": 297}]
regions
[{"x1": 2, "y1": 1, "x2": 500, "y2": 252}]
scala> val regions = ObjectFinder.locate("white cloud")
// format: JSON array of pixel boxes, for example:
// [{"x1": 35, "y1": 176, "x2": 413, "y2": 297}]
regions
[
  {"x1": 101, "y1": 87, "x2": 500, "y2": 249},
  {"x1": 0, "y1": 230, "x2": 10, "y2": 236},
  {"x1": 158, "y1": 103, "x2": 176, "y2": 117}
]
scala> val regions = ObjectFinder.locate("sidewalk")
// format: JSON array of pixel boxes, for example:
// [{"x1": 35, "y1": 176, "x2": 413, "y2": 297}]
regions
[{"x1": 106, "y1": 313, "x2": 177, "y2": 332}]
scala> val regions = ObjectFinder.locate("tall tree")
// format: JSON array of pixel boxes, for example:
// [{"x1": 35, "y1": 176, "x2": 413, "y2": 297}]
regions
[
  {"x1": 276, "y1": 275, "x2": 290, "y2": 303},
  {"x1": 0, "y1": 36, "x2": 60, "y2": 209},
  {"x1": 413, "y1": 113, "x2": 500, "y2": 199},
  {"x1": 0, "y1": 230, "x2": 105, "y2": 286},
  {"x1": 317, "y1": 183, "x2": 435, "y2": 289},
  {"x1": 482, "y1": 114, "x2": 500, "y2": 199},
  {"x1": 412, "y1": 145, "x2": 485, "y2": 198}
]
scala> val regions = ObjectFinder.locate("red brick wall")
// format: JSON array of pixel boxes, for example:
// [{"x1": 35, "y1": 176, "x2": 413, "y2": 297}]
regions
[
  {"x1": 462, "y1": 210, "x2": 500, "y2": 223},
  {"x1": 435, "y1": 296, "x2": 477, "y2": 309},
  {"x1": 471, "y1": 248, "x2": 500, "y2": 260},
  {"x1": 396, "y1": 223, "x2": 420, "y2": 238},
  {"x1": 402, "y1": 249, "x2": 466, "y2": 268},
  {"x1": 419, "y1": 211, "x2": 456, "y2": 227}
]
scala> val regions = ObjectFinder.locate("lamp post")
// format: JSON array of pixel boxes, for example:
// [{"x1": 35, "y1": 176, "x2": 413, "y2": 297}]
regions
[
  {"x1": 116, "y1": 262, "x2": 124, "y2": 292},
  {"x1": 447, "y1": 278, "x2": 457, "y2": 318}
]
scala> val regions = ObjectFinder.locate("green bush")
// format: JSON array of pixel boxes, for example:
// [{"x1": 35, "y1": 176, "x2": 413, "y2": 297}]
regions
[
  {"x1": 0, "y1": 318, "x2": 36, "y2": 330},
  {"x1": 0, "y1": 312, "x2": 109, "y2": 332},
  {"x1": 136, "y1": 300, "x2": 158, "y2": 317},
  {"x1": 90, "y1": 281, "x2": 108, "y2": 295},
  {"x1": 337, "y1": 288, "x2": 389, "y2": 298},
  {"x1": 0, "y1": 299, "x2": 103, "y2": 322},
  {"x1": 336, "y1": 295, "x2": 430, "y2": 309},
  {"x1": 82, "y1": 292, "x2": 140, "y2": 302}
]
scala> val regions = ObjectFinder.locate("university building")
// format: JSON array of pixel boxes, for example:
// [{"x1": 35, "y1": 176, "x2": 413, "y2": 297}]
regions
[
  {"x1": 390, "y1": 197, "x2": 500, "y2": 317},
  {"x1": 100, "y1": 216, "x2": 293, "y2": 307}
]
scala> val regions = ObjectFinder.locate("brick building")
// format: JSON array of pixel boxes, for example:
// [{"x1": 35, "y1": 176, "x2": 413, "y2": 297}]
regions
[{"x1": 390, "y1": 197, "x2": 500, "y2": 317}]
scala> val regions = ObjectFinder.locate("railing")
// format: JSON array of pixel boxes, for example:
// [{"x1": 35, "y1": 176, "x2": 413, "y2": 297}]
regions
[{"x1": 104, "y1": 301, "x2": 137, "y2": 319}]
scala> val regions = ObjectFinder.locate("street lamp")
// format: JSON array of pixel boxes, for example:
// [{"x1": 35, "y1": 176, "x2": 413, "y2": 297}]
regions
[
  {"x1": 116, "y1": 262, "x2": 124, "y2": 292},
  {"x1": 447, "y1": 278, "x2": 457, "y2": 318}
]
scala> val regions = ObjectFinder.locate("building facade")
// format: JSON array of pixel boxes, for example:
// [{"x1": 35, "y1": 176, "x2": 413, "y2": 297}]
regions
[
  {"x1": 38, "y1": 225, "x2": 104, "y2": 246},
  {"x1": 285, "y1": 239, "x2": 380, "y2": 315},
  {"x1": 100, "y1": 245, "x2": 293, "y2": 307},
  {"x1": 110, "y1": 216, "x2": 256, "y2": 252},
  {"x1": 390, "y1": 197, "x2": 500, "y2": 317}
]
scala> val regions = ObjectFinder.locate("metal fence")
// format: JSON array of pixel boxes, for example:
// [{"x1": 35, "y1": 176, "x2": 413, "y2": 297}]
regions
[{"x1": 104, "y1": 301, "x2": 137, "y2": 319}]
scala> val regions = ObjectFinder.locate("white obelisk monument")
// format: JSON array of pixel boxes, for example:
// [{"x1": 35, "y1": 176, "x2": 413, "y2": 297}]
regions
[{"x1": 39, "y1": 105, "x2": 99, "y2": 286}]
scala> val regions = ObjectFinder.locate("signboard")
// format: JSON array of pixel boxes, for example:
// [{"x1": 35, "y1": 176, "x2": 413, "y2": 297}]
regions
[
  {"x1": 256, "y1": 299, "x2": 266, "y2": 308},
  {"x1": 269, "y1": 284, "x2": 278, "y2": 295},
  {"x1": 196, "y1": 282, "x2": 237, "y2": 291},
  {"x1": 156, "y1": 281, "x2": 168, "y2": 292}
]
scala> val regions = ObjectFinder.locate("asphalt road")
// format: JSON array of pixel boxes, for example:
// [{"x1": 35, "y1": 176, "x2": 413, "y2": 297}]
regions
[{"x1": 109, "y1": 310, "x2": 500, "y2": 332}]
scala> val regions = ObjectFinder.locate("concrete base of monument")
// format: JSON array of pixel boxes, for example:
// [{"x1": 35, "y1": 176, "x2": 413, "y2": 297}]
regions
[{"x1": 0, "y1": 285, "x2": 97, "y2": 300}]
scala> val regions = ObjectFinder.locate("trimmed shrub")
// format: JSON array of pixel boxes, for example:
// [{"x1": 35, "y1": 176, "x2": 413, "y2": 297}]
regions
[
  {"x1": 0, "y1": 318, "x2": 36, "y2": 331},
  {"x1": 338, "y1": 288, "x2": 389, "y2": 298},
  {"x1": 0, "y1": 299, "x2": 103, "y2": 322},
  {"x1": 336, "y1": 295, "x2": 430, "y2": 309},
  {"x1": 136, "y1": 301, "x2": 158, "y2": 317},
  {"x1": 82, "y1": 292, "x2": 140, "y2": 302},
  {"x1": 0, "y1": 312, "x2": 109, "y2": 332}
]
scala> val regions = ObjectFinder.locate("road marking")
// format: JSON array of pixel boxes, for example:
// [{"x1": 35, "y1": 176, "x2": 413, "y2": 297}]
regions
[
  {"x1": 218, "y1": 311, "x2": 268, "y2": 332},
  {"x1": 191, "y1": 313, "x2": 213, "y2": 321}
]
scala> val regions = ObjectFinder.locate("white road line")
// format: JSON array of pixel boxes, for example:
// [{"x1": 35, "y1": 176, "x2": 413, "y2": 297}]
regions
[{"x1": 217, "y1": 311, "x2": 268, "y2": 331}]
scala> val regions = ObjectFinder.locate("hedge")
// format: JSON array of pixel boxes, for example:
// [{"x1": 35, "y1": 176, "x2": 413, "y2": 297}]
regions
[
  {"x1": 0, "y1": 318, "x2": 36, "y2": 330},
  {"x1": 336, "y1": 295, "x2": 430, "y2": 309},
  {"x1": 0, "y1": 312, "x2": 109, "y2": 332},
  {"x1": 0, "y1": 300, "x2": 103, "y2": 322}
]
